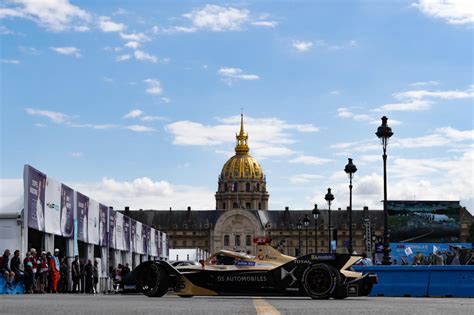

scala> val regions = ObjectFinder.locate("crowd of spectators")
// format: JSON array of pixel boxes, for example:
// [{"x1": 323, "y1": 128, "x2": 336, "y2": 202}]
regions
[{"x1": 0, "y1": 248, "x2": 130, "y2": 294}]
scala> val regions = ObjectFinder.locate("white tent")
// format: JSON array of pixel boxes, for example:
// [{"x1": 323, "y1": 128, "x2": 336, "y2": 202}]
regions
[{"x1": 0, "y1": 196, "x2": 24, "y2": 253}]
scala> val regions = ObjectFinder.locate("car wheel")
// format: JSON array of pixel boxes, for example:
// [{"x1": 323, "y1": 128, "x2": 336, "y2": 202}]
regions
[
  {"x1": 302, "y1": 263, "x2": 340, "y2": 299},
  {"x1": 139, "y1": 263, "x2": 169, "y2": 297},
  {"x1": 178, "y1": 295, "x2": 193, "y2": 298}
]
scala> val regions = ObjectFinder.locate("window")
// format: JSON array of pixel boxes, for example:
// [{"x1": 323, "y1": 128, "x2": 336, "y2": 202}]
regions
[
  {"x1": 224, "y1": 235, "x2": 230, "y2": 246},
  {"x1": 246, "y1": 183, "x2": 250, "y2": 192},
  {"x1": 222, "y1": 203, "x2": 226, "y2": 209},
  {"x1": 256, "y1": 183, "x2": 260, "y2": 191},
  {"x1": 233, "y1": 182, "x2": 238, "y2": 191},
  {"x1": 173, "y1": 241, "x2": 177, "y2": 247},
  {"x1": 246, "y1": 202, "x2": 251, "y2": 209},
  {"x1": 258, "y1": 203, "x2": 262, "y2": 210},
  {"x1": 183, "y1": 240, "x2": 187, "y2": 247},
  {"x1": 233, "y1": 202, "x2": 238, "y2": 209},
  {"x1": 224, "y1": 183, "x2": 228, "y2": 192},
  {"x1": 235, "y1": 235, "x2": 241, "y2": 247},
  {"x1": 193, "y1": 240, "x2": 196, "y2": 246},
  {"x1": 246, "y1": 235, "x2": 251, "y2": 246}
]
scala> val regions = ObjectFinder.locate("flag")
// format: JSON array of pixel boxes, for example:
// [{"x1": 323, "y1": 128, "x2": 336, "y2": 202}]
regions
[
  {"x1": 404, "y1": 247, "x2": 413, "y2": 256},
  {"x1": 433, "y1": 245, "x2": 438, "y2": 254}
]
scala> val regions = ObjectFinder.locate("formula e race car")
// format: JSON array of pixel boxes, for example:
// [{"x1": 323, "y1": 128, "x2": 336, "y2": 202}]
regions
[{"x1": 122, "y1": 238, "x2": 377, "y2": 299}]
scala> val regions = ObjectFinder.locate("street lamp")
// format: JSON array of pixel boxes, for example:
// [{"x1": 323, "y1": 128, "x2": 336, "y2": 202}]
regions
[
  {"x1": 344, "y1": 158, "x2": 357, "y2": 254},
  {"x1": 297, "y1": 219, "x2": 302, "y2": 256},
  {"x1": 324, "y1": 188, "x2": 334, "y2": 253},
  {"x1": 312, "y1": 204, "x2": 320, "y2": 253},
  {"x1": 303, "y1": 215, "x2": 310, "y2": 254},
  {"x1": 376, "y1": 116, "x2": 394, "y2": 265}
]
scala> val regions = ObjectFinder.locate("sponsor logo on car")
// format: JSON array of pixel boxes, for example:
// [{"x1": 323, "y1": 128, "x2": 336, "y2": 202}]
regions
[{"x1": 235, "y1": 260, "x2": 256, "y2": 266}]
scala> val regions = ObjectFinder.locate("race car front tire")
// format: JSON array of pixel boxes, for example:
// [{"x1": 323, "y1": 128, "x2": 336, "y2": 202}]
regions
[
  {"x1": 301, "y1": 263, "x2": 341, "y2": 299},
  {"x1": 139, "y1": 263, "x2": 169, "y2": 297}
]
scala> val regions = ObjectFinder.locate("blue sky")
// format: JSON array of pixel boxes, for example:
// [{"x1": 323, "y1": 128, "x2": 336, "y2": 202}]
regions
[{"x1": 1, "y1": 0, "x2": 473, "y2": 213}]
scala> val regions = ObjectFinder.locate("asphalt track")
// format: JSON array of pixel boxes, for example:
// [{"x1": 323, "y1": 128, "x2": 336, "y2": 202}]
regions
[{"x1": 1, "y1": 294, "x2": 473, "y2": 314}]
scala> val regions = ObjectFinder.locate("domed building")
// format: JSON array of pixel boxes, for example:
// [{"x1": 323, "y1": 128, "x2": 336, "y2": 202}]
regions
[{"x1": 215, "y1": 114, "x2": 269, "y2": 210}]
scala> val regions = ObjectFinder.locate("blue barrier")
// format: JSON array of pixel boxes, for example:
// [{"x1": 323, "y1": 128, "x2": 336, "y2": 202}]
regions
[
  {"x1": 0, "y1": 276, "x2": 25, "y2": 294},
  {"x1": 353, "y1": 265, "x2": 474, "y2": 297},
  {"x1": 353, "y1": 265, "x2": 430, "y2": 297},
  {"x1": 428, "y1": 266, "x2": 474, "y2": 297}
]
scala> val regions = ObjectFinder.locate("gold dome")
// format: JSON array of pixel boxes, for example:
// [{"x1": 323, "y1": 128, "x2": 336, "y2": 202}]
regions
[{"x1": 220, "y1": 114, "x2": 264, "y2": 180}]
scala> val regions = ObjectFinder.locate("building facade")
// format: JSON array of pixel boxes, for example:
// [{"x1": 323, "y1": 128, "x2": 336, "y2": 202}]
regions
[{"x1": 123, "y1": 115, "x2": 473, "y2": 257}]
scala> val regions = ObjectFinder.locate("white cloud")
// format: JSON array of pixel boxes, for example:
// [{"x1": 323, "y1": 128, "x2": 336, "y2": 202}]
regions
[
  {"x1": 217, "y1": 67, "x2": 260, "y2": 84},
  {"x1": 141, "y1": 115, "x2": 166, "y2": 122},
  {"x1": 0, "y1": 0, "x2": 91, "y2": 32},
  {"x1": 134, "y1": 50, "x2": 158, "y2": 63},
  {"x1": 183, "y1": 5, "x2": 249, "y2": 31},
  {"x1": 125, "y1": 125, "x2": 156, "y2": 132},
  {"x1": 161, "y1": 97, "x2": 171, "y2": 103},
  {"x1": 19, "y1": 46, "x2": 40, "y2": 55},
  {"x1": 124, "y1": 41, "x2": 139, "y2": 49},
  {"x1": 50, "y1": 46, "x2": 81, "y2": 58},
  {"x1": 251, "y1": 20, "x2": 278, "y2": 27},
  {"x1": 290, "y1": 174, "x2": 323, "y2": 184},
  {"x1": 123, "y1": 109, "x2": 144, "y2": 119},
  {"x1": 413, "y1": 0, "x2": 474, "y2": 25},
  {"x1": 25, "y1": 108, "x2": 69, "y2": 124},
  {"x1": 164, "y1": 26, "x2": 198, "y2": 33},
  {"x1": 98, "y1": 16, "x2": 126, "y2": 32},
  {"x1": 289, "y1": 155, "x2": 333, "y2": 165},
  {"x1": 292, "y1": 40, "x2": 313, "y2": 52},
  {"x1": 0, "y1": 25, "x2": 16, "y2": 35},
  {"x1": 119, "y1": 32, "x2": 150, "y2": 42},
  {"x1": 70, "y1": 123, "x2": 118, "y2": 130},
  {"x1": 1, "y1": 59, "x2": 20, "y2": 64},
  {"x1": 143, "y1": 78, "x2": 163, "y2": 95},
  {"x1": 115, "y1": 54, "x2": 131, "y2": 62},
  {"x1": 69, "y1": 152, "x2": 83, "y2": 158},
  {"x1": 393, "y1": 87, "x2": 474, "y2": 100},
  {"x1": 411, "y1": 80, "x2": 440, "y2": 86},
  {"x1": 435, "y1": 127, "x2": 474, "y2": 141},
  {"x1": 338, "y1": 107, "x2": 402, "y2": 125},
  {"x1": 151, "y1": 25, "x2": 160, "y2": 33},
  {"x1": 70, "y1": 177, "x2": 215, "y2": 210},
  {"x1": 330, "y1": 90, "x2": 340, "y2": 95},
  {"x1": 166, "y1": 115, "x2": 319, "y2": 159},
  {"x1": 375, "y1": 99, "x2": 433, "y2": 112}
]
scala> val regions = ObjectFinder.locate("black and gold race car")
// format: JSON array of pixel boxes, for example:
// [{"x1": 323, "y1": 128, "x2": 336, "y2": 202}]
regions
[{"x1": 122, "y1": 238, "x2": 377, "y2": 299}]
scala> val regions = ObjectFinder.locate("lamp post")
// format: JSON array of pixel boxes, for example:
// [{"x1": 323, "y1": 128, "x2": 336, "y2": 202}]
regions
[
  {"x1": 312, "y1": 204, "x2": 320, "y2": 253},
  {"x1": 344, "y1": 158, "x2": 357, "y2": 254},
  {"x1": 324, "y1": 188, "x2": 334, "y2": 253},
  {"x1": 303, "y1": 215, "x2": 310, "y2": 254},
  {"x1": 297, "y1": 219, "x2": 302, "y2": 256},
  {"x1": 375, "y1": 116, "x2": 394, "y2": 265}
]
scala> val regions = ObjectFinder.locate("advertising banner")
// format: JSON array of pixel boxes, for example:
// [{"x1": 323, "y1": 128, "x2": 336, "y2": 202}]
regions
[
  {"x1": 25, "y1": 166, "x2": 46, "y2": 231},
  {"x1": 136, "y1": 222, "x2": 143, "y2": 254},
  {"x1": 109, "y1": 209, "x2": 116, "y2": 249},
  {"x1": 60, "y1": 184, "x2": 74, "y2": 238},
  {"x1": 116, "y1": 212, "x2": 124, "y2": 250},
  {"x1": 150, "y1": 229, "x2": 157, "y2": 257},
  {"x1": 76, "y1": 192, "x2": 89, "y2": 242},
  {"x1": 99, "y1": 204, "x2": 108, "y2": 246},
  {"x1": 88, "y1": 199, "x2": 100, "y2": 245},
  {"x1": 143, "y1": 225, "x2": 150, "y2": 255},
  {"x1": 44, "y1": 176, "x2": 61, "y2": 235},
  {"x1": 388, "y1": 200, "x2": 462, "y2": 243},
  {"x1": 130, "y1": 220, "x2": 136, "y2": 253},
  {"x1": 162, "y1": 232, "x2": 167, "y2": 258},
  {"x1": 155, "y1": 230, "x2": 160, "y2": 259},
  {"x1": 389, "y1": 242, "x2": 471, "y2": 265},
  {"x1": 123, "y1": 216, "x2": 130, "y2": 252}
]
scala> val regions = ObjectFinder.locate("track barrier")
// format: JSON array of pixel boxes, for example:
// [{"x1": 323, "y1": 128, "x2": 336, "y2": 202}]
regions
[
  {"x1": 0, "y1": 276, "x2": 25, "y2": 294},
  {"x1": 353, "y1": 265, "x2": 474, "y2": 297}
]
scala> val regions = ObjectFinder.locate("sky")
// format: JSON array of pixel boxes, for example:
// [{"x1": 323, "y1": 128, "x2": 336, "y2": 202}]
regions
[{"x1": 0, "y1": 0, "x2": 473, "y2": 214}]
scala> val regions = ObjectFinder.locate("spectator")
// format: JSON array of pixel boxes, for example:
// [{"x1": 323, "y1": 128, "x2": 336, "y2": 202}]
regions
[
  {"x1": 49, "y1": 249, "x2": 60, "y2": 293},
  {"x1": 450, "y1": 246, "x2": 461, "y2": 265},
  {"x1": 360, "y1": 253, "x2": 373, "y2": 266},
  {"x1": 80, "y1": 259, "x2": 86, "y2": 293},
  {"x1": 84, "y1": 259, "x2": 94, "y2": 294},
  {"x1": 23, "y1": 251, "x2": 34, "y2": 293},
  {"x1": 10, "y1": 250, "x2": 23, "y2": 287},
  {"x1": 0, "y1": 249, "x2": 15, "y2": 289},
  {"x1": 115, "y1": 264, "x2": 122, "y2": 283},
  {"x1": 93, "y1": 260, "x2": 99, "y2": 294},
  {"x1": 121, "y1": 263, "x2": 131, "y2": 278},
  {"x1": 31, "y1": 249, "x2": 39, "y2": 292},
  {"x1": 59, "y1": 258, "x2": 68, "y2": 293},
  {"x1": 45, "y1": 252, "x2": 52, "y2": 293},
  {"x1": 37, "y1": 251, "x2": 49, "y2": 293},
  {"x1": 71, "y1": 255, "x2": 81, "y2": 293},
  {"x1": 413, "y1": 252, "x2": 424, "y2": 265}
]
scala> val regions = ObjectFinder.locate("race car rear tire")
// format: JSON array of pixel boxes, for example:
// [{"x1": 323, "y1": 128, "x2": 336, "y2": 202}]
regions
[
  {"x1": 139, "y1": 263, "x2": 169, "y2": 297},
  {"x1": 302, "y1": 263, "x2": 341, "y2": 299}
]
